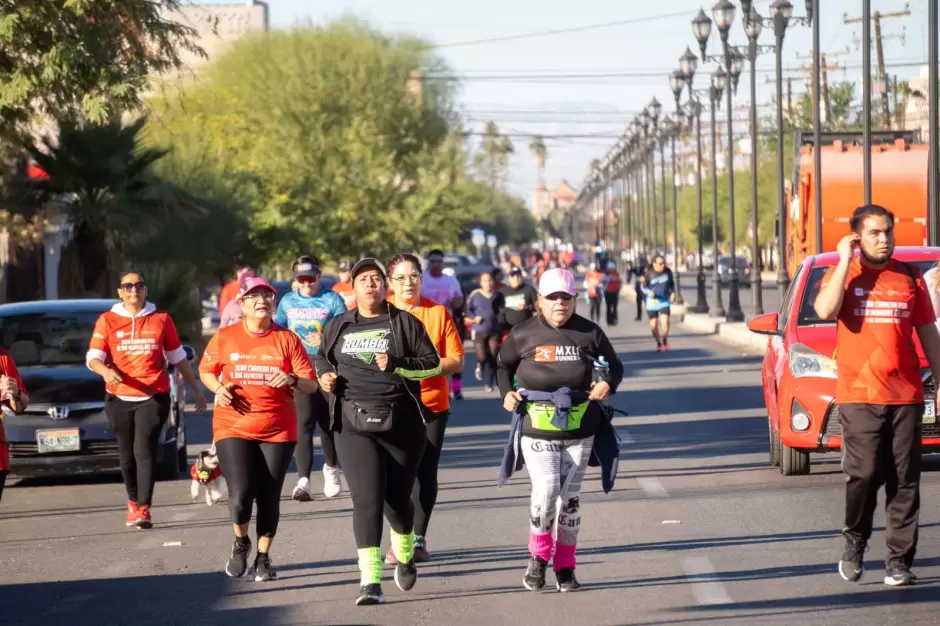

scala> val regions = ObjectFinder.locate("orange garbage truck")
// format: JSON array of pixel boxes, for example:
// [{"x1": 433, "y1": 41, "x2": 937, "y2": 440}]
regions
[{"x1": 785, "y1": 130, "x2": 929, "y2": 278}]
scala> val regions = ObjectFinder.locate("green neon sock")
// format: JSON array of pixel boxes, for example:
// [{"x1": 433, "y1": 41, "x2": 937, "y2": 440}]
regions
[
  {"x1": 390, "y1": 528, "x2": 415, "y2": 564},
  {"x1": 357, "y1": 547, "x2": 382, "y2": 585}
]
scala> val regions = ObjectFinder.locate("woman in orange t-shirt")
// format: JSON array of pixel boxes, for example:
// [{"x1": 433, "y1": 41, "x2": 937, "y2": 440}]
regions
[
  {"x1": 384, "y1": 253, "x2": 464, "y2": 563},
  {"x1": 0, "y1": 348, "x2": 29, "y2": 504},
  {"x1": 199, "y1": 277, "x2": 318, "y2": 582}
]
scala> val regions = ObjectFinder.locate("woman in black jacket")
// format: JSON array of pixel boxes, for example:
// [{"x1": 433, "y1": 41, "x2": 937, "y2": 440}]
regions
[{"x1": 313, "y1": 258, "x2": 441, "y2": 607}]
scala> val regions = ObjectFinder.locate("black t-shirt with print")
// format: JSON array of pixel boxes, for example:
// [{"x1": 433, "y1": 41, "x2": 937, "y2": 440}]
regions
[
  {"x1": 500, "y1": 284, "x2": 538, "y2": 329},
  {"x1": 334, "y1": 314, "x2": 409, "y2": 404}
]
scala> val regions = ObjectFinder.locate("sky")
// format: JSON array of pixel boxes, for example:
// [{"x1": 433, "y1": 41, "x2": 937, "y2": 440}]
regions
[{"x1": 229, "y1": 0, "x2": 931, "y2": 207}]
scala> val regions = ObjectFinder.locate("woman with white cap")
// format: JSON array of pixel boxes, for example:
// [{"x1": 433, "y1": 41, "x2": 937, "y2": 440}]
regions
[{"x1": 497, "y1": 268, "x2": 623, "y2": 592}]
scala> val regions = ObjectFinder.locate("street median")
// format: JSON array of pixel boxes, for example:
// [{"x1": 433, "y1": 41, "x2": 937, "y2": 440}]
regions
[{"x1": 679, "y1": 312, "x2": 770, "y2": 354}]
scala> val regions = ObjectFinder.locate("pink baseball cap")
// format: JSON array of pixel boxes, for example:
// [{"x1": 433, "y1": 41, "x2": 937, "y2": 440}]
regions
[
  {"x1": 238, "y1": 269, "x2": 256, "y2": 289},
  {"x1": 238, "y1": 277, "x2": 276, "y2": 299},
  {"x1": 538, "y1": 268, "x2": 577, "y2": 297}
]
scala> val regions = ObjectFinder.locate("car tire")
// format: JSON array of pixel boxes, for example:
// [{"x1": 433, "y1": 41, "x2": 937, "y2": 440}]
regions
[
  {"x1": 768, "y1": 419, "x2": 781, "y2": 467},
  {"x1": 780, "y1": 443, "x2": 810, "y2": 476}
]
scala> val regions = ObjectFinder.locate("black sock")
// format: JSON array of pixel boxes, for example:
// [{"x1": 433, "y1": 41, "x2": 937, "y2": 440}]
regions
[{"x1": 235, "y1": 536, "x2": 250, "y2": 547}]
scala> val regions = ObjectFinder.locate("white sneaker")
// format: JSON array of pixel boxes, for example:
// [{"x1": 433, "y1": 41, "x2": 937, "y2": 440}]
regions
[
  {"x1": 292, "y1": 477, "x2": 312, "y2": 502},
  {"x1": 323, "y1": 464, "x2": 342, "y2": 498}
]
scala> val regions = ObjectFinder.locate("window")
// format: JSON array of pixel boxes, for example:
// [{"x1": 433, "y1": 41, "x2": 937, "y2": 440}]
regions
[
  {"x1": 778, "y1": 265, "x2": 803, "y2": 331},
  {"x1": 0, "y1": 311, "x2": 101, "y2": 366}
]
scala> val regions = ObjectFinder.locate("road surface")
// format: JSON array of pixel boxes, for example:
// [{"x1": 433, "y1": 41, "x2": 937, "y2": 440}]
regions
[{"x1": 2, "y1": 318, "x2": 940, "y2": 625}]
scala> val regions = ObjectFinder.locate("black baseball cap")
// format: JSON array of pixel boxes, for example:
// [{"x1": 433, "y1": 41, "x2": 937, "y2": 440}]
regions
[
  {"x1": 293, "y1": 256, "x2": 320, "y2": 278},
  {"x1": 351, "y1": 258, "x2": 386, "y2": 280}
]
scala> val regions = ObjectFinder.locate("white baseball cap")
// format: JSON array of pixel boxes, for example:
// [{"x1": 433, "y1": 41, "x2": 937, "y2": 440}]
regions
[{"x1": 538, "y1": 268, "x2": 577, "y2": 297}]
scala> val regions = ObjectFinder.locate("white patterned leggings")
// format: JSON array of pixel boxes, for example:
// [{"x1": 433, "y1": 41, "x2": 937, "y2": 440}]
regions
[{"x1": 521, "y1": 435, "x2": 594, "y2": 546}]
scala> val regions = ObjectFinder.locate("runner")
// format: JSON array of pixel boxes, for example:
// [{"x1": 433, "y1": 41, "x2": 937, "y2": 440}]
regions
[
  {"x1": 497, "y1": 268, "x2": 623, "y2": 592},
  {"x1": 467, "y1": 271, "x2": 503, "y2": 392},
  {"x1": 583, "y1": 264, "x2": 603, "y2": 323},
  {"x1": 0, "y1": 348, "x2": 29, "y2": 504},
  {"x1": 641, "y1": 255, "x2": 676, "y2": 351},
  {"x1": 86, "y1": 270, "x2": 208, "y2": 528},
  {"x1": 313, "y1": 258, "x2": 442, "y2": 606},
  {"x1": 220, "y1": 269, "x2": 255, "y2": 328},
  {"x1": 383, "y1": 253, "x2": 464, "y2": 564},
  {"x1": 602, "y1": 261, "x2": 622, "y2": 326},
  {"x1": 499, "y1": 266, "x2": 538, "y2": 339},
  {"x1": 219, "y1": 263, "x2": 253, "y2": 313},
  {"x1": 421, "y1": 250, "x2": 464, "y2": 399},
  {"x1": 274, "y1": 255, "x2": 347, "y2": 501},
  {"x1": 813, "y1": 204, "x2": 940, "y2": 586},
  {"x1": 333, "y1": 261, "x2": 357, "y2": 310},
  {"x1": 199, "y1": 276, "x2": 318, "y2": 582}
]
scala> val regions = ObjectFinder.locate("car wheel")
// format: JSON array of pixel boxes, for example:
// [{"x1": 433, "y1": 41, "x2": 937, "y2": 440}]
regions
[
  {"x1": 780, "y1": 443, "x2": 810, "y2": 476},
  {"x1": 768, "y1": 419, "x2": 781, "y2": 467}
]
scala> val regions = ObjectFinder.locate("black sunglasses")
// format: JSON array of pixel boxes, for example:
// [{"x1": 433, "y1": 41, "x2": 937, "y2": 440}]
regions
[
  {"x1": 545, "y1": 293, "x2": 574, "y2": 302},
  {"x1": 121, "y1": 281, "x2": 146, "y2": 292}
]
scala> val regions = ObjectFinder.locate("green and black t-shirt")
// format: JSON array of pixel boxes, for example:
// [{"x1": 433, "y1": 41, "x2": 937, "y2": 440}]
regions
[{"x1": 335, "y1": 314, "x2": 408, "y2": 403}]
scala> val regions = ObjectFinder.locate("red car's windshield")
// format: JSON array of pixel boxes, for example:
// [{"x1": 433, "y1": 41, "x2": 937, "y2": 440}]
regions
[{"x1": 798, "y1": 260, "x2": 938, "y2": 326}]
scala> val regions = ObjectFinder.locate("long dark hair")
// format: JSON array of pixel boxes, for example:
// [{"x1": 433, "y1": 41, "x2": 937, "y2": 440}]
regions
[{"x1": 386, "y1": 253, "x2": 423, "y2": 277}]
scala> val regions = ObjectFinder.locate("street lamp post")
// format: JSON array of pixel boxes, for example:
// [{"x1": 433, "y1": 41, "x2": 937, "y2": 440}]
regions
[
  {"x1": 862, "y1": 0, "x2": 872, "y2": 205},
  {"x1": 662, "y1": 115, "x2": 684, "y2": 304},
  {"x1": 710, "y1": 68, "x2": 727, "y2": 317},
  {"x1": 659, "y1": 115, "x2": 669, "y2": 261}
]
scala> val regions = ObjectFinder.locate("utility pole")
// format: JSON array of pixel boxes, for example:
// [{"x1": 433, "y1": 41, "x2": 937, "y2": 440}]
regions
[
  {"x1": 821, "y1": 53, "x2": 831, "y2": 125},
  {"x1": 787, "y1": 77, "x2": 792, "y2": 123},
  {"x1": 845, "y1": 5, "x2": 911, "y2": 130}
]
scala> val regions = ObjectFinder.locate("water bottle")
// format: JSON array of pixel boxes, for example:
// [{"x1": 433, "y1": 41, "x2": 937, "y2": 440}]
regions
[{"x1": 592, "y1": 357, "x2": 609, "y2": 385}]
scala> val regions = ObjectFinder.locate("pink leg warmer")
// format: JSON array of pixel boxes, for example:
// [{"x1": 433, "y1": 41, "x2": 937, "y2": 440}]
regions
[
  {"x1": 528, "y1": 530, "x2": 554, "y2": 561},
  {"x1": 451, "y1": 377, "x2": 462, "y2": 392},
  {"x1": 553, "y1": 542, "x2": 577, "y2": 571}
]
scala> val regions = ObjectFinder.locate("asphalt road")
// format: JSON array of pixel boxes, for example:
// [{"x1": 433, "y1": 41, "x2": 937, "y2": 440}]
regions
[
  {"x1": 3, "y1": 317, "x2": 940, "y2": 625},
  {"x1": 675, "y1": 271, "x2": 783, "y2": 319}
]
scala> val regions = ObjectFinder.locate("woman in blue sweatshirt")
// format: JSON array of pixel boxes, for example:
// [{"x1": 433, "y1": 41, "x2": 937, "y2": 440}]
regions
[{"x1": 467, "y1": 271, "x2": 504, "y2": 392}]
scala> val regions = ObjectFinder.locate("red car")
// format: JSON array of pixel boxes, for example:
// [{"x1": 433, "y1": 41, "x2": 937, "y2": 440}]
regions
[{"x1": 747, "y1": 247, "x2": 940, "y2": 475}]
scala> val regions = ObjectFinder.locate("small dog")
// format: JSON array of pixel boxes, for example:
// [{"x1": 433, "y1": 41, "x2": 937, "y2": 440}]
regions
[{"x1": 190, "y1": 446, "x2": 226, "y2": 506}]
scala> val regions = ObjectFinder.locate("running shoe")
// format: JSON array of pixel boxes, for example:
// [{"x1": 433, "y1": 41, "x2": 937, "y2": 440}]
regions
[
  {"x1": 414, "y1": 536, "x2": 430, "y2": 563},
  {"x1": 125, "y1": 501, "x2": 138, "y2": 527},
  {"x1": 135, "y1": 504, "x2": 153, "y2": 529},
  {"x1": 484, "y1": 385, "x2": 493, "y2": 393},
  {"x1": 555, "y1": 568, "x2": 581, "y2": 592},
  {"x1": 838, "y1": 537, "x2": 866, "y2": 582},
  {"x1": 655, "y1": 341, "x2": 662, "y2": 353},
  {"x1": 453, "y1": 391, "x2": 463, "y2": 400},
  {"x1": 322, "y1": 465, "x2": 342, "y2": 498},
  {"x1": 523, "y1": 556, "x2": 548, "y2": 591},
  {"x1": 225, "y1": 537, "x2": 252, "y2": 578},
  {"x1": 394, "y1": 558, "x2": 418, "y2": 591},
  {"x1": 475, "y1": 363, "x2": 483, "y2": 381},
  {"x1": 356, "y1": 583, "x2": 385, "y2": 606},
  {"x1": 884, "y1": 565, "x2": 917, "y2": 586},
  {"x1": 252, "y1": 552, "x2": 277, "y2": 582},
  {"x1": 292, "y1": 476, "x2": 313, "y2": 502}
]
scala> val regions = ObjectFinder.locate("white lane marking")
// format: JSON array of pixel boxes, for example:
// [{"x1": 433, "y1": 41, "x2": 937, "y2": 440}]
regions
[
  {"x1": 662, "y1": 520, "x2": 682, "y2": 524},
  {"x1": 163, "y1": 541, "x2": 183, "y2": 547},
  {"x1": 681, "y1": 556, "x2": 732, "y2": 605},
  {"x1": 637, "y1": 477, "x2": 669, "y2": 498},
  {"x1": 620, "y1": 428, "x2": 636, "y2": 444}
]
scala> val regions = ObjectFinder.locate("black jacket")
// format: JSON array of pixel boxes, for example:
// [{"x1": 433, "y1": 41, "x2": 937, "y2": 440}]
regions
[{"x1": 312, "y1": 302, "x2": 442, "y2": 430}]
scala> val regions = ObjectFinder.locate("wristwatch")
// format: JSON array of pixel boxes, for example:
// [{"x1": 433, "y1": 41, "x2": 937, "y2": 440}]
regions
[{"x1": 286, "y1": 374, "x2": 299, "y2": 389}]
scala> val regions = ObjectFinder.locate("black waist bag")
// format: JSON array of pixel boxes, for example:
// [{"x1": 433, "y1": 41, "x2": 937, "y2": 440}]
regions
[{"x1": 342, "y1": 400, "x2": 395, "y2": 433}]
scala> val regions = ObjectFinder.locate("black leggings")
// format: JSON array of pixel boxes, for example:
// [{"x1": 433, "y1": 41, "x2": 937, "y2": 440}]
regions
[
  {"x1": 0, "y1": 470, "x2": 7, "y2": 503},
  {"x1": 216, "y1": 438, "x2": 295, "y2": 538},
  {"x1": 413, "y1": 410, "x2": 449, "y2": 536},
  {"x1": 474, "y1": 334, "x2": 499, "y2": 387},
  {"x1": 589, "y1": 296, "x2": 602, "y2": 322},
  {"x1": 105, "y1": 393, "x2": 170, "y2": 506},
  {"x1": 335, "y1": 413, "x2": 427, "y2": 548},
  {"x1": 294, "y1": 390, "x2": 338, "y2": 478}
]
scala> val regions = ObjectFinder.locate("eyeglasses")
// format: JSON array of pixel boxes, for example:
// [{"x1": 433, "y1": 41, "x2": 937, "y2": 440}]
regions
[
  {"x1": 243, "y1": 292, "x2": 275, "y2": 302},
  {"x1": 390, "y1": 273, "x2": 421, "y2": 284},
  {"x1": 545, "y1": 293, "x2": 574, "y2": 302},
  {"x1": 121, "y1": 281, "x2": 146, "y2": 292}
]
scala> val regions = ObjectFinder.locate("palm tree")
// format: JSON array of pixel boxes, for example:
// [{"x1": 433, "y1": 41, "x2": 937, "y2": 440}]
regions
[{"x1": 528, "y1": 135, "x2": 548, "y2": 186}]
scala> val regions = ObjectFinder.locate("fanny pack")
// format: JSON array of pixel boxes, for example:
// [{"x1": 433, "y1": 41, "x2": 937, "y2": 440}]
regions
[
  {"x1": 526, "y1": 401, "x2": 589, "y2": 432},
  {"x1": 342, "y1": 400, "x2": 396, "y2": 433}
]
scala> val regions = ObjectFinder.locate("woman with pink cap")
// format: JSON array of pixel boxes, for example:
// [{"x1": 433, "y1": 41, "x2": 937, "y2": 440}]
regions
[{"x1": 497, "y1": 267, "x2": 623, "y2": 592}]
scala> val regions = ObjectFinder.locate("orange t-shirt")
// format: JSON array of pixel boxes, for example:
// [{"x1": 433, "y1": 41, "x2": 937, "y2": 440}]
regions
[
  {"x1": 200, "y1": 322, "x2": 315, "y2": 442},
  {"x1": 87, "y1": 304, "x2": 184, "y2": 398},
  {"x1": 390, "y1": 296, "x2": 464, "y2": 413},
  {"x1": 332, "y1": 281, "x2": 357, "y2": 309},
  {"x1": 824, "y1": 257, "x2": 936, "y2": 404},
  {"x1": 218, "y1": 278, "x2": 241, "y2": 314},
  {"x1": 0, "y1": 348, "x2": 26, "y2": 471},
  {"x1": 585, "y1": 271, "x2": 603, "y2": 297}
]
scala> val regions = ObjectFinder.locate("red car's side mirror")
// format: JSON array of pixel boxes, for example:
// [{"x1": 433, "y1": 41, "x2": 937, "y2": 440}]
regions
[{"x1": 747, "y1": 312, "x2": 781, "y2": 336}]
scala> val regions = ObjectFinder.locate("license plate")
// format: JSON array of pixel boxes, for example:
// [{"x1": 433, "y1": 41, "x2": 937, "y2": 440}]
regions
[
  {"x1": 924, "y1": 401, "x2": 936, "y2": 425},
  {"x1": 36, "y1": 429, "x2": 80, "y2": 453}
]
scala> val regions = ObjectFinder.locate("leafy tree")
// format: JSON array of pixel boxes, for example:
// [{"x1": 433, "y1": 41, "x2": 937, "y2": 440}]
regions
[
  {"x1": 528, "y1": 135, "x2": 548, "y2": 186},
  {"x1": 0, "y1": 0, "x2": 203, "y2": 133}
]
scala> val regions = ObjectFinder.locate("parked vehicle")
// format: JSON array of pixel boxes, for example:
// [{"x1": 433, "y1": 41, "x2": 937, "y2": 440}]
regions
[
  {"x1": 747, "y1": 247, "x2": 940, "y2": 476},
  {"x1": 1, "y1": 299, "x2": 194, "y2": 479},
  {"x1": 716, "y1": 255, "x2": 752, "y2": 286}
]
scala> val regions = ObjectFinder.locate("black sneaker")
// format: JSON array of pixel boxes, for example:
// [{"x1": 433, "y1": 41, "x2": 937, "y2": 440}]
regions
[
  {"x1": 356, "y1": 583, "x2": 385, "y2": 606},
  {"x1": 838, "y1": 537, "x2": 866, "y2": 582},
  {"x1": 523, "y1": 556, "x2": 547, "y2": 591},
  {"x1": 884, "y1": 565, "x2": 917, "y2": 586},
  {"x1": 555, "y1": 567, "x2": 581, "y2": 592},
  {"x1": 225, "y1": 538, "x2": 252, "y2": 578},
  {"x1": 394, "y1": 558, "x2": 418, "y2": 591},
  {"x1": 252, "y1": 552, "x2": 277, "y2": 582},
  {"x1": 453, "y1": 391, "x2": 463, "y2": 400}
]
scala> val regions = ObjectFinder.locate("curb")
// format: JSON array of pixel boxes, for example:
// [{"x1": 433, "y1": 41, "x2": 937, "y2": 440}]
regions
[{"x1": 680, "y1": 312, "x2": 769, "y2": 354}]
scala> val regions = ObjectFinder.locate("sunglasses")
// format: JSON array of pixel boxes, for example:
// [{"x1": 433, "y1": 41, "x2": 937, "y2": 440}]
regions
[
  {"x1": 545, "y1": 293, "x2": 574, "y2": 302},
  {"x1": 297, "y1": 275, "x2": 320, "y2": 283},
  {"x1": 121, "y1": 281, "x2": 146, "y2": 292}
]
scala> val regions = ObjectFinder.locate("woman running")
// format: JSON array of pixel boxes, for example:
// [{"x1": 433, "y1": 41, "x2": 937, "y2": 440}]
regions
[
  {"x1": 467, "y1": 271, "x2": 503, "y2": 392},
  {"x1": 0, "y1": 348, "x2": 29, "y2": 504},
  {"x1": 498, "y1": 268, "x2": 623, "y2": 592},
  {"x1": 199, "y1": 276, "x2": 318, "y2": 582},
  {"x1": 275, "y1": 255, "x2": 346, "y2": 501},
  {"x1": 383, "y1": 253, "x2": 464, "y2": 564},
  {"x1": 87, "y1": 269, "x2": 207, "y2": 529},
  {"x1": 313, "y1": 258, "x2": 441, "y2": 606}
]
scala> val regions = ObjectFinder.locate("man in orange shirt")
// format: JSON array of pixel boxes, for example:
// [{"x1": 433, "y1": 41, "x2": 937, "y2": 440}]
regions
[
  {"x1": 218, "y1": 263, "x2": 254, "y2": 313},
  {"x1": 815, "y1": 204, "x2": 940, "y2": 587},
  {"x1": 332, "y1": 261, "x2": 357, "y2": 309},
  {"x1": 582, "y1": 264, "x2": 603, "y2": 323}
]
